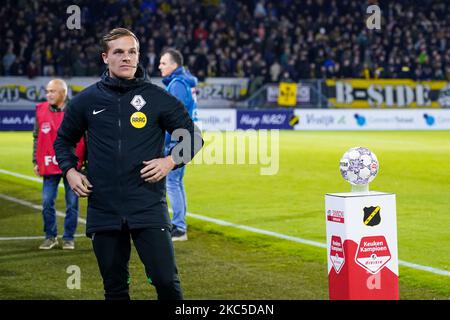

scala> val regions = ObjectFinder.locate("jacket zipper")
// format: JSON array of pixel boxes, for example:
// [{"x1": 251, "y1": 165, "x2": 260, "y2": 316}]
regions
[
  {"x1": 118, "y1": 97, "x2": 123, "y2": 216},
  {"x1": 118, "y1": 101, "x2": 122, "y2": 155}
]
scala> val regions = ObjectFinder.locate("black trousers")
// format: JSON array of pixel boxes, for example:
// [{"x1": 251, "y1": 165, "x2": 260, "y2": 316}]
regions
[{"x1": 92, "y1": 223, "x2": 183, "y2": 300}]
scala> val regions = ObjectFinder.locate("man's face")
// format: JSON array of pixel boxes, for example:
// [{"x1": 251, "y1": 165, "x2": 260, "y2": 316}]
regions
[
  {"x1": 102, "y1": 36, "x2": 139, "y2": 80},
  {"x1": 159, "y1": 53, "x2": 178, "y2": 77},
  {"x1": 46, "y1": 81, "x2": 66, "y2": 107}
]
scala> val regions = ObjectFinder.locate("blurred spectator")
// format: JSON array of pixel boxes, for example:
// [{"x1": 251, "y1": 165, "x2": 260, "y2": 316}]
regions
[
  {"x1": 2, "y1": 46, "x2": 16, "y2": 76},
  {"x1": 269, "y1": 60, "x2": 281, "y2": 82},
  {"x1": 73, "y1": 52, "x2": 88, "y2": 76},
  {"x1": 145, "y1": 42, "x2": 157, "y2": 76},
  {"x1": 27, "y1": 61, "x2": 39, "y2": 79},
  {"x1": 254, "y1": 1, "x2": 267, "y2": 19}
]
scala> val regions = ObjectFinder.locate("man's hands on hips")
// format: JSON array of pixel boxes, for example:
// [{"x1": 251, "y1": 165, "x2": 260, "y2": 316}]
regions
[
  {"x1": 141, "y1": 156, "x2": 176, "y2": 183},
  {"x1": 66, "y1": 168, "x2": 92, "y2": 197}
]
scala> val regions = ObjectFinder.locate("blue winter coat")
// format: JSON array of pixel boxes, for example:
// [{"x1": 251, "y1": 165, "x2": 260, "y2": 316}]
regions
[{"x1": 163, "y1": 67, "x2": 198, "y2": 152}]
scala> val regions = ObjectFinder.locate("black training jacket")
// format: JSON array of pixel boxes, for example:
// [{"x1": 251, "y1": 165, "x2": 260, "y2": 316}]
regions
[{"x1": 54, "y1": 66, "x2": 203, "y2": 236}]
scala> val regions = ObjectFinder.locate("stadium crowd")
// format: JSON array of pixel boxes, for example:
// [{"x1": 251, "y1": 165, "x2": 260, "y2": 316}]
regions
[{"x1": 1, "y1": 0, "x2": 449, "y2": 82}]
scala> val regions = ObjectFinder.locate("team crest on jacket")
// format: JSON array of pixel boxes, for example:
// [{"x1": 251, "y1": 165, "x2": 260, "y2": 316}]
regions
[
  {"x1": 41, "y1": 122, "x2": 51, "y2": 134},
  {"x1": 130, "y1": 95, "x2": 146, "y2": 111}
]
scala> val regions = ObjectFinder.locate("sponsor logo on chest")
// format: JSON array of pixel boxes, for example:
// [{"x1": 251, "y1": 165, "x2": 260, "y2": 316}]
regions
[
  {"x1": 130, "y1": 95, "x2": 146, "y2": 111},
  {"x1": 130, "y1": 95, "x2": 147, "y2": 128},
  {"x1": 41, "y1": 122, "x2": 51, "y2": 134}
]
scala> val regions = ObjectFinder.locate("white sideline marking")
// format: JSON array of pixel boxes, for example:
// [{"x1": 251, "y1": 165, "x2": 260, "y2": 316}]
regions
[
  {"x1": 0, "y1": 234, "x2": 84, "y2": 241},
  {"x1": 186, "y1": 212, "x2": 326, "y2": 248},
  {"x1": 0, "y1": 169, "x2": 64, "y2": 188},
  {"x1": 1, "y1": 168, "x2": 449, "y2": 277},
  {"x1": 0, "y1": 193, "x2": 87, "y2": 225},
  {"x1": 0, "y1": 192, "x2": 86, "y2": 241}
]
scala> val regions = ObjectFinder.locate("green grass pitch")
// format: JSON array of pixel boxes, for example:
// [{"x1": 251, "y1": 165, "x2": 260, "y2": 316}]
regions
[{"x1": 0, "y1": 131, "x2": 449, "y2": 299}]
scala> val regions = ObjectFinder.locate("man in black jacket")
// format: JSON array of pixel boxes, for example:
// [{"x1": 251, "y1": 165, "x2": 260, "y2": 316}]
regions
[{"x1": 54, "y1": 28, "x2": 203, "y2": 300}]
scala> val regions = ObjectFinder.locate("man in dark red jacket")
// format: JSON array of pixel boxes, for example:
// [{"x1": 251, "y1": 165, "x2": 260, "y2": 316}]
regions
[{"x1": 32, "y1": 79, "x2": 85, "y2": 250}]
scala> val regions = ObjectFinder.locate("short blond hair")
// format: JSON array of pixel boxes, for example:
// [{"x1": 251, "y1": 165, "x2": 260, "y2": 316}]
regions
[{"x1": 102, "y1": 28, "x2": 140, "y2": 53}]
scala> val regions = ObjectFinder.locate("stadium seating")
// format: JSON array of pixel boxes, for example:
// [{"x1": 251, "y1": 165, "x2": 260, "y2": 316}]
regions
[{"x1": 0, "y1": 0, "x2": 449, "y2": 83}]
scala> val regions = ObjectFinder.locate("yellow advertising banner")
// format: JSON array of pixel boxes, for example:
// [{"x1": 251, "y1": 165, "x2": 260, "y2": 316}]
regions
[
  {"x1": 278, "y1": 82, "x2": 297, "y2": 107},
  {"x1": 325, "y1": 79, "x2": 450, "y2": 108}
]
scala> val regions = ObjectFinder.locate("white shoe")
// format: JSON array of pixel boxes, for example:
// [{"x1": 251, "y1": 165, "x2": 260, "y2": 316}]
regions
[
  {"x1": 171, "y1": 229, "x2": 188, "y2": 241},
  {"x1": 63, "y1": 240, "x2": 75, "y2": 250},
  {"x1": 39, "y1": 237, "x2": 58, "y2": 250}
]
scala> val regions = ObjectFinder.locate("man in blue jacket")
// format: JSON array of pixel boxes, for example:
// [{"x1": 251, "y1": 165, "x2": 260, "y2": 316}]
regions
[{"x1": 159, "y1": 49, "x2": 198, "y2": 242}]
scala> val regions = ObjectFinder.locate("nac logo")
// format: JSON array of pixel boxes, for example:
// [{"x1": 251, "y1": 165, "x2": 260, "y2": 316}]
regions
[{"x1": 130, "y1": 112, "x2": 147, "y2": 129}]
